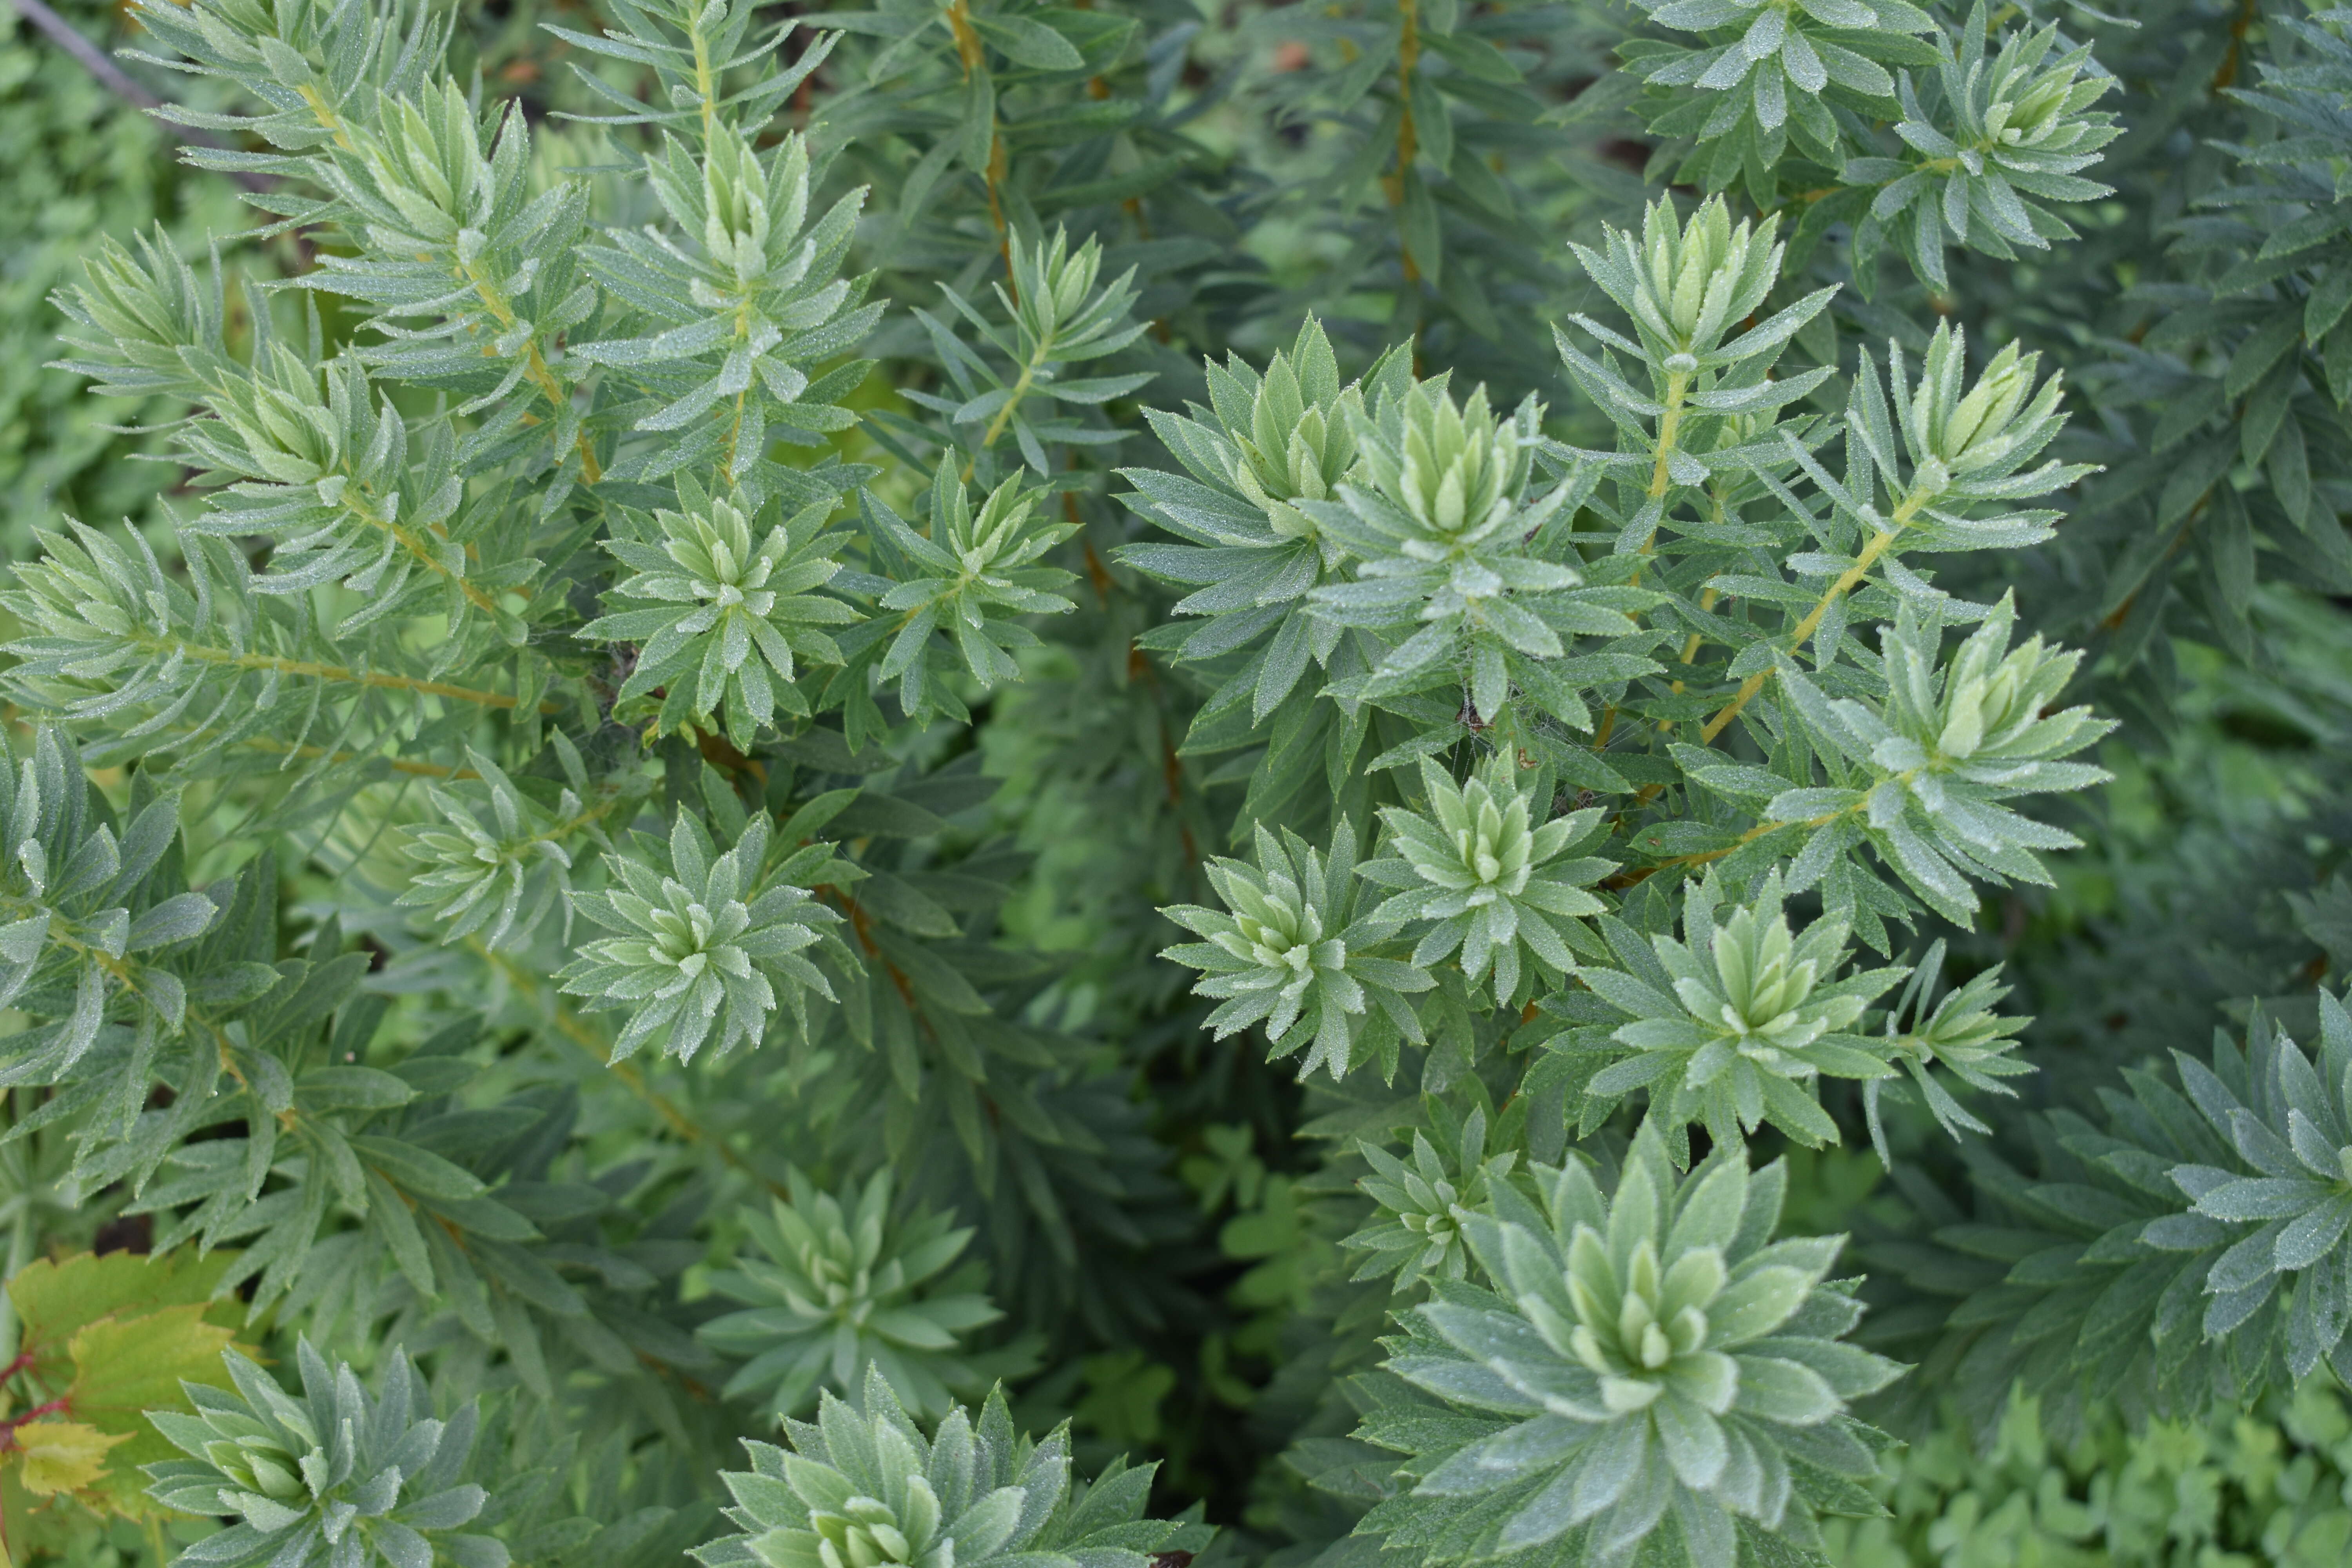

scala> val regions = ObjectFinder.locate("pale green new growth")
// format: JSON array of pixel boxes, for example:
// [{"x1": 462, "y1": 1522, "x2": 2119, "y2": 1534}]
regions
[
  {"x1": 146, "y1": 1343, "x2": 506, "y2": 1568},
  {"x1": 1161, "y1": 818, "x2": 1434, "y2": 1082},
  {"x1": 1347, "y1": 1104, "x2": 1522, "y2": 1287},
  {"x1": 698, "y1": 1168, "x2": 1029, "y2": 1420},
  {"x1": 695, "y1": 1368, "x2": 1201, "y2": 1568},
  {"x1": 1361, "y1": 757, "x2": 1611, "y2": 1004},
  {"x1": 585, "y1": 489, "x2": 861, "y2": 745},
  {"x1": 1363, "y1": 1125, "x2": 1901, "y2": 1567},
  {"x1": 1576, "y1": 873, "x2": 1904, "y2": 1151},
  {"x1": 560, "y1": 813, "x2": 841, "y2": 1062}
]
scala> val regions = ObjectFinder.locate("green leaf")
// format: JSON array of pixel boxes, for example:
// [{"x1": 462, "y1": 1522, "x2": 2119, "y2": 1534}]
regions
[
  {"x1": 62, "y1": 1305, "x2": 238, "y2": 1511},
  {"x1": 7, "y1": 1250, "x2": 240, "y2": 1382},
  {"x1": 970, "y1": 16, "x2": 1083, "y2": 71},
  {"x1": 10, "y1": 1421, "x2": 125, "y2": 1497}
]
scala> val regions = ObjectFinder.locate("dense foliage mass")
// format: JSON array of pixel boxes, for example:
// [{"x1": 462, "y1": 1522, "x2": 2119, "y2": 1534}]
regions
[{"x1": 1, "y1": 0, "x2": 2350, "y2": 1563}]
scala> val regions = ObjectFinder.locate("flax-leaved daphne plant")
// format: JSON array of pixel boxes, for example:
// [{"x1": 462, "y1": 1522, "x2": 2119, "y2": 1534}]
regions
[
  {"x1": 1305, "y1": 378, "x2": 1602, "y2": 726},
  {"x1": 1120, "y1": 319, "x2": 1396, "y2": 725},
  {"x1": 560, "y1": 812, "x2": 846, "y2": 1062},
  {"x1": 1359, "y1": 756, "x2": 1612, "y2": 1005},
  {"x1": 0, "y1": 0, "x2": 2331, "y2": 1558},
  {"x1": 1570, "y1": 872, "x2": 1905, "y2": 1154},
  {"x1": 584, "y1": 487, "x2": 863, "y2": 747},
  {"x1": 2164, "y1": 989, "x2": 2352, "y2": 1377},
  {"x1": 1345, "y1": 1102, "x2": 1524, "y2": 1288}
]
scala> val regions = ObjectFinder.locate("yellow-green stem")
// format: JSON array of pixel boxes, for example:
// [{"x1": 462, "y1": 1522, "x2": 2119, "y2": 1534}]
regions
[
  {"x1": 456, "y1": 252, "x2": 602, "y2": 483},
  {"x1": 1644, "y1": 372, "x2": 1691, "y2": 509},
  {"x1": 126, "y1": 634, "x2": 559, "y2": 712},
  {"x1": 1699, "y1": 486, "x2": 1932, "y2": 743},
  {"x1": 295, "y1": 82, "x2": 598, "y2": 483},
  {"x1": 1607, "y1": 773, "x2": 1912, "y2": 889},
  {"x1": 470, "y1": 940, "x2": 786, "y2": 1196}
]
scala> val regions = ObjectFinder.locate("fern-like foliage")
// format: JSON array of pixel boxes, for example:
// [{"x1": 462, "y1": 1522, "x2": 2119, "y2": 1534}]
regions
[{"x1": 1882, "y1": 989, "x2": 2352, "y2": 1439}]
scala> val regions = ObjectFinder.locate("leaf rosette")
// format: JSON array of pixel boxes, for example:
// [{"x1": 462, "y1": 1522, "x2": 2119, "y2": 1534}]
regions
[
  {"x1": 1161, "y1": 817, "x2": 1434, "y2": 1082},
  {"x1": 695, "y1": 1367, "x2": 1204, "y2": 1568},
  {"x1": 1359, "y1": 1124, "x2": 1901, "y2": 1567},
  {"x1": 584, "y1": 486, "x2": 861, "y2": 746},
  {"x1": 560, "y1": 812, "x2": 843, "y2": 1062},
  {"x1": 144, "y1": 1342, "x2": 507, "y2": 1568},
  {"x1": 699, "y1": 1168, "x2": 1032, "y2": 1419},
  {"x1": 1347, "y1": 1102, "x2": 1523, "y2": 1289},
  {"x1": 1360, "y1": 757, "x2": 1612, "y2": 1004},
  {"x1": 1574, "y1": 873, "x2": 1903, "y2": 1150}
]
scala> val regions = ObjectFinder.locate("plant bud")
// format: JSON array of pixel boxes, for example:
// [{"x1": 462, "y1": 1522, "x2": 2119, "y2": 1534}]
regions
[
  {"x1": 944, "y1": 476, "x2": 1040, "y2": 575},
  {"x1": 236, "y1": 353, "x2": 342, "y2": 484},
  {"x1": 1941, "y1": 343, "x2": 2030, "y2": 456},
  {"x1": 1703, "y1": 898, "x2": 1827, "y2": 1053},
  {"x1": 1979, "y1": 32, "x2": 2107, "y2": 153},
  {"x1": 1224, "y1": 341, "x2": 1363, "y2": 543},
  {"x1": 663, "y1": 496, "x2": 770, "y2": 600},
  {"x1": 1630, "y1": 195, "x2": 1779, "y2": 358},
  {"x1": 1051, "y1": 234, "x2": 1099, "y2": 320},
  {"x1": 1370, "y1": 382, "x2": 1528, "y2": 545},
  {"x1": 1934, "y1": 630, "x2": 2059, "y2": 760},
  {"x1": 703, "y1": 128, "x2": 771, "y2": 281},
  {"x1": 359, "y1": 83, "x2": 490, "y2": 245},
  {"x1": 1908, "y1": 323, "x2": 2051, "y2": 481},
  {"x1": 1012, "y1": 228, "x2": 1104, "y2": 341}
]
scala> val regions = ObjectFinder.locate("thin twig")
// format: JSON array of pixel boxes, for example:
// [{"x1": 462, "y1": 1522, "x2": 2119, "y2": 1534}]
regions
[
  {"x1": 6, "y1": 0, "x2": 271, "y2": 192},
  {"x1": 8, "y1": 0, "x2": 162, "y2": 109}
]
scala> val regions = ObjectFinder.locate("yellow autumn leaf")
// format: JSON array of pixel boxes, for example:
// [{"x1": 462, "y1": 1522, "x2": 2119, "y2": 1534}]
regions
[{"x1": 11, "y1": 1421, "x2": 129, "y2": 1496}]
